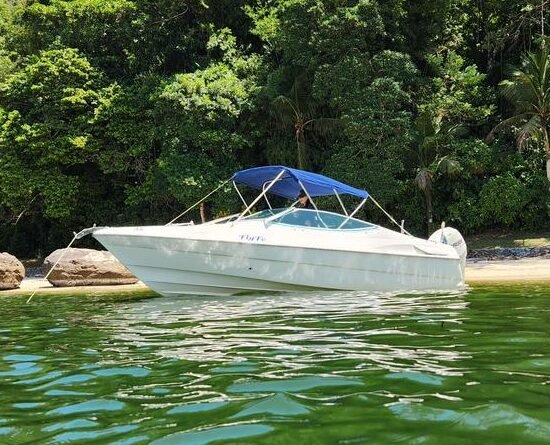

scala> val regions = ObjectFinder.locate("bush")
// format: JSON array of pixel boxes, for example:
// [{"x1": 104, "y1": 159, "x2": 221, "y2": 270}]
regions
[
  {"x1": 446, "y1": 193, "x2": 484, "y2": 234},
  {"x1": 478, "y1": 174, "x2": 529, "y2": 227}
]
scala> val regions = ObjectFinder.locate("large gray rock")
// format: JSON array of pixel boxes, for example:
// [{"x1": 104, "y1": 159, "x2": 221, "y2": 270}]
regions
[
  {"x1": 44, "y1": 248, "x2": 138, "y2": 287},
  {"x1": 0, "y1": 253, "x2": 25, "y2": 290}
]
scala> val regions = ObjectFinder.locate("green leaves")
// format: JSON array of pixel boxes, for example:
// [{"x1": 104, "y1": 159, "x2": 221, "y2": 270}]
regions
[
  {"x1": 479, "y1": 174, "x2": 529, "y2": 227},
  {"x1": 123, "y1": 29, "x2": 261, "y2": 210},
  {"x1": 0, "y1": 47, "x2": 113, "y2": 219},
  {"x1": 492, "y1": 45, "x2": 550, "y2": 180},
  {"x1": 323, "y1": 57, "x2": 417, "y2": 209},
  {"x1": 161, "y1": 64, "x2": 250, "y2": 121},
  {"x1": 1, "y1": 0, "x2": 549, "y2": 257},
  {"x1": 423, "y1": 51, "x2": 494, "y2": 125}
]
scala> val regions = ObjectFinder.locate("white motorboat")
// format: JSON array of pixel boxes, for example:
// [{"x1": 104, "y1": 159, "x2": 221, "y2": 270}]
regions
[{"x1": 91, "y1": 166, "x2": 467, "y2": 296}]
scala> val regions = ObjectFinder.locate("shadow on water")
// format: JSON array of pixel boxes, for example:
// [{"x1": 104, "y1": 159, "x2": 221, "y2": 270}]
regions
[{"x1": 2, "y1": 286, "x2": 550, "y2": 444}]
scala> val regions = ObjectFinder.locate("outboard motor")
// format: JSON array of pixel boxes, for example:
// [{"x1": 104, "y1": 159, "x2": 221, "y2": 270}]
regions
[{"x1": 429, "y1": 226, "x2": 468, "y2": 272}]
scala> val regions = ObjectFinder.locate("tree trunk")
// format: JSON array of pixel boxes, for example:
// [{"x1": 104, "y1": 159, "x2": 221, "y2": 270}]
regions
[
  {"x1": 296, "y1": 128, "x2": 307, "y2": 170},
  {"x1": 544, "y1": 128, "x2": 550, "y2": 184},
  {"x1": 200, "y1": 202, "x2": 211, "y2": 224},
  {"x1": 424, "y1": 188, "x2": 433, "y2": 236}
]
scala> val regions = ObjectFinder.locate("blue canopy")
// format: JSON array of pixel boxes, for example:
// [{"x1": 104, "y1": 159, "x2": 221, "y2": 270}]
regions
[{"x1": 232, "y1": 166, "x2": 369, "y2": 200}]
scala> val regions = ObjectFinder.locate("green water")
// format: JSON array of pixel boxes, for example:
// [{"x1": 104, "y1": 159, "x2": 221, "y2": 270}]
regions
[{"x1": 1, "y1": 286, "x2": 550, "y2": 444}]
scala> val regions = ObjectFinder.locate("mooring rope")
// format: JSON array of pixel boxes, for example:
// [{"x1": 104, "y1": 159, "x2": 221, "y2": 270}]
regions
[{"x1": 26, "y1": 232, "x2": 80, "y2": 304}]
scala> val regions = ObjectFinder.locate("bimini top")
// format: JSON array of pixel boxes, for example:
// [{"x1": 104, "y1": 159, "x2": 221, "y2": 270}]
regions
[{"x1": 232, "y1": 165, "x2": 369, "y2": 200}]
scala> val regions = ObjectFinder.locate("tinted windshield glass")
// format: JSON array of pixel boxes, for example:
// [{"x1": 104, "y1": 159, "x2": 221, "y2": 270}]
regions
[
  {"x1": 243, "y1": 208, "x2": 287, "y2": 220},
  {"x1": 273, "y1": 209, "x2": 373, "y2": 230}
]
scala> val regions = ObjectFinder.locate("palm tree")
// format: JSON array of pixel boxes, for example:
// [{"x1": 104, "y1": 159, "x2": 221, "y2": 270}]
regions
[
  {"x1": 413, "y1": 111, "x2": 461, "y2": 235},
  {"x1": 271, "y1": 78, "x2": 339, "y2": 170},
  {"x1": 488, "y1": 45, "x2": 550, "y2": 182}
]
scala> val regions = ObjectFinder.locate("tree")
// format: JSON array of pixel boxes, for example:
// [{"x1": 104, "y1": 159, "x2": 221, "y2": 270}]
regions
[
  {"x1": 125, "y1": 28, "x2": 261, "y2": 221},
  {"x1": 412, "y1": 111, "x2": 461, "y2": 234},
  {"x1": 318, "y1": 51, "x2": 419, "y2": 209},
  {"x1": 0, "y1": 47, "x2": 115, "y2": 219},
  {"x1": 464, "y1": 0, "x2": 549, "y2": 72},
  {"x1": 270, "y1": 77, "x2": 338, "y2": 170},
  {"x1": 410, "y1": 51, "x2": 493, "y2": 233},
  {"x1": 489, "y1": 45, "x2": 550, "y2": 182},
  {"x1": 0, "y1": 1, "x2": 16, "y2": 82}
]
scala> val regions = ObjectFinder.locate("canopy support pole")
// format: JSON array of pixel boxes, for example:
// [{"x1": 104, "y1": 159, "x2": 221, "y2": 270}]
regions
[
  {"x1": 166, "y1": 178, "x2": 231, "y2": 225},
  {"x1": 369, "y1": 195, "x2": 413, "y2": 236},
  {"x1": 261, "y1": 182, "x2": 273, "y2": 209},
  {"x1": 297, "y1": 180, "x2": 318, "y2": 211},
  {"x1": 333, "y1": 189, "x2": 348, "y2": 216},
  {"x1": 337, "y1": 198, "x2": 367, "y2": 228},
  {"x1": 297, "y1": 180, "x2": 328, "y2": 228},
  {"x1": 235, "y1": 169, "x2": 286, "y2": 222},
  {"x1": 233, "y1": 181, "x2": 249, "y2": 210}
]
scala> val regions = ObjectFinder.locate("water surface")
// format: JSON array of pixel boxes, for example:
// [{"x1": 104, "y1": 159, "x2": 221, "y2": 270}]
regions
[{"x1": 1, "y1": 285, "x2": 550, "y2": 444}]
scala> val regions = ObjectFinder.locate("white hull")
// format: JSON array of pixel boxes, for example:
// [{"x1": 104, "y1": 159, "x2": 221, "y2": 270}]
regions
[{"x1": 93, "y1": 222, "x2": 464, "y2": 296}]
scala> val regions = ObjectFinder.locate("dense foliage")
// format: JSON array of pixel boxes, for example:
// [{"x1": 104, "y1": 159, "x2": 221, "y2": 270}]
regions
[{"x1": 0, "y1": 0, "x2": 549, "y2": 257}]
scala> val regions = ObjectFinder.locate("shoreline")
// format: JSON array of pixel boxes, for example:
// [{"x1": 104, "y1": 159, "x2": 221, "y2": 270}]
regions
[
  {"x1": 464, "y1": 257, "x2": 550, "y2": 284},
  {"x1": 2, "y1": 279, "x2": 151, "y2": 297},
  {"x1": 3, "y1": 257, "x2": 550, "y2": 297}
]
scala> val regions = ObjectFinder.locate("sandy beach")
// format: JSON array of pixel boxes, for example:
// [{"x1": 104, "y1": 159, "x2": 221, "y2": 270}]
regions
[
  {"x1": 2, "y1": 257, "x2": 550, "y2": 297},
  {"x1": 3, "y1": 279, "x2": 150, "y2": 297},
  {"x1": 465, "y1": 257, "x2": 550, "y2": 284}
]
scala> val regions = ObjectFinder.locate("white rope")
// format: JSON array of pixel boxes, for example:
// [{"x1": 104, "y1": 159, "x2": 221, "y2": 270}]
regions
[
  {"x1": 26, "y1": 233, "x2": 80, "y2": 304},
  {"x1": 166, "y1": 179, "x2": 231, "y2": 225}
]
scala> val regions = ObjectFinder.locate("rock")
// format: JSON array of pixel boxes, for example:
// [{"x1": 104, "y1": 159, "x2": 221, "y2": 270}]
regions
[
  {"x1": 468, "y1": 246, "x2": 550, "y2": 261},
  {"x1": 43, "y1": 248, "x2": 138, "y2": 287},
  {"x1": 0, "y1": 253, "x2": 25, "y2": 290}
]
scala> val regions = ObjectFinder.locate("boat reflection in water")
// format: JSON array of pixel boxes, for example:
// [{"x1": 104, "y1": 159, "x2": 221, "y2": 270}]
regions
[{"x1": 95, "y1": 290, "x2": 471, "y2": 378}]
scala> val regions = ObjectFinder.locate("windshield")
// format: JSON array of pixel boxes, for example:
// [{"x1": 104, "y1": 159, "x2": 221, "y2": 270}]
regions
[
  {"x1": 272, "y1": 209, "x2": 373, "y2": 230},
  {"x1": 243, "y1": 208, "x2": 287, "y2": 220}
]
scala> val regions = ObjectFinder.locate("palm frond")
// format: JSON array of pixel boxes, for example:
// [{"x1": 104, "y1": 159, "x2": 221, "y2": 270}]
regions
[
  {"x1": 415, "y1": 110, "x2": 442, "y2": 138},
  {"x1": 272, "y1": 95, "x2": 299, "y2": 117},
  {"x1": 516, "y1": 114, "x2": 543, "y2": 151},
  {"x1": 288, "y1": 75, "x2": 313, "y2": 114},
  {"x1": 270, "y1": 95, "x2": 300, "y2": 130},
  {"x1": 499, "y1": 76, "x2": 538, "y2": 109},
  {"x1": 486, "y1": 112, "x2": 534, "y2": 143},
  {"x1": 437, "y1": 156, "x2": 462, "y2": 176},
  {"x1": 306, "y1": 117, "x2": 341, "y2": 137},
  {"x1": 415, "y1": 168, "x2": 433, "y2": 192}
]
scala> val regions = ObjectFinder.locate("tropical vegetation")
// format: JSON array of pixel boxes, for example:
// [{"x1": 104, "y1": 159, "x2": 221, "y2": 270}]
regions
[{"x1": 0, "y1": 0, "x2": 549, "y2": 258}]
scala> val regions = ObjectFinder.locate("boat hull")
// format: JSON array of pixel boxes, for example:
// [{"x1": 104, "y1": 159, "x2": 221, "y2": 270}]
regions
[{"x1": 93, "y1": 230, "x2": 464, "y2": 297}]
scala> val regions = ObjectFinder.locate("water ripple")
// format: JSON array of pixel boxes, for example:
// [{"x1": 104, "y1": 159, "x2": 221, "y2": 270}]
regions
[{"x1": 1, "y1": 287, "x2": 549, "y2": 443}]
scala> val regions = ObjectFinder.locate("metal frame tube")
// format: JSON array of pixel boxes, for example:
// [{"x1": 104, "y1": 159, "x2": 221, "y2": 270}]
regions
[
  {"x1": 333, "y1": 189, "x2": 348, "y2": 216},
  {"x1": 261, "y1": 182, "x2": 274, "y2": 209},
  {"x1": 369, "y1": 195, "x2": 413, "y2": 236},
  {"x1": 337, "y1": 198, "x2": 367, "y2": 229},
  {"x1": 297, "y1": 180, "x2": 328, "y2": 228},
  {"x1": 297, "y1": 180, "x2": 318, "y2": 211},
  {"x1": 235, "y1": 169, "x2": 286, "y2": 222},
  {"x1": 166, "y1": 178, "x2": 231, "y2": 225},
  {"x1": 233, "y1": 181, "x2": 249, "y2": 209}
]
